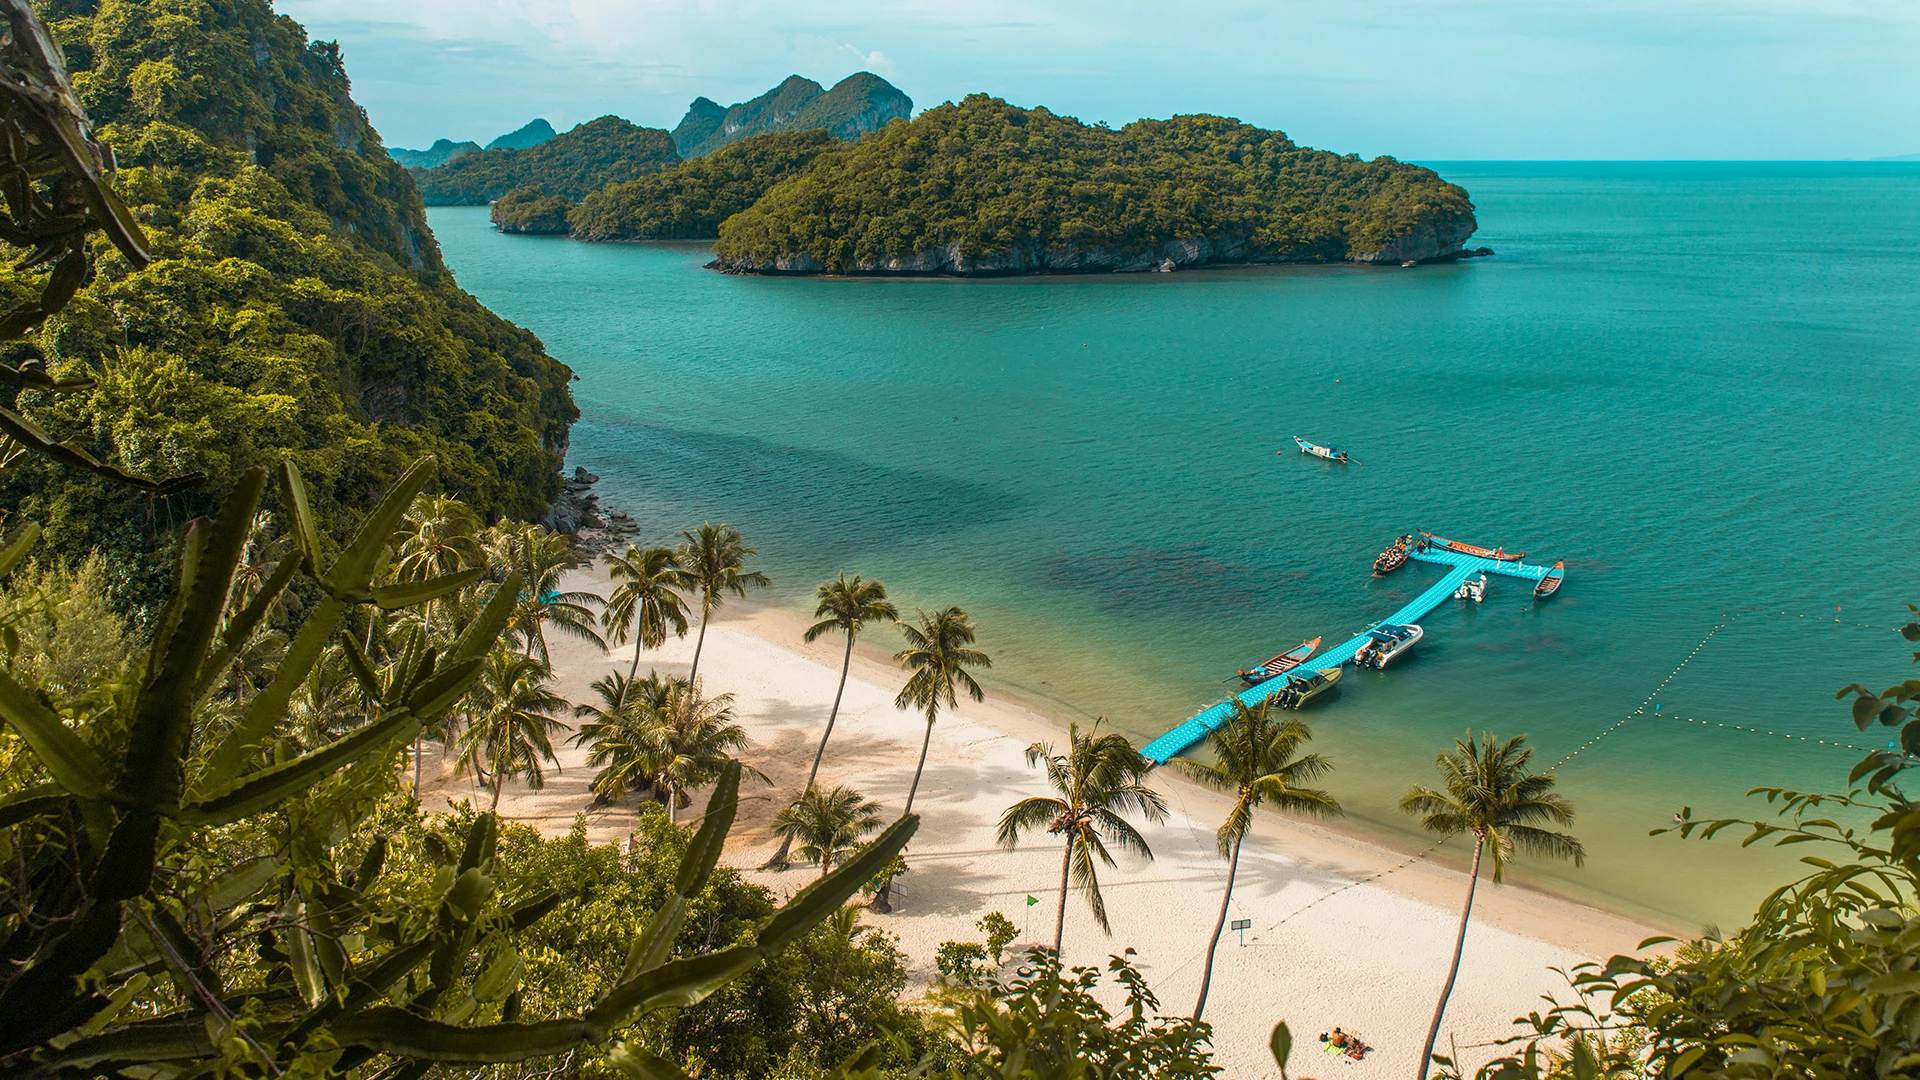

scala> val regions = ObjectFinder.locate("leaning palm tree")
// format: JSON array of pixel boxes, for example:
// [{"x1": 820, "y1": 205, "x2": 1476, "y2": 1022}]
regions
[
  {"x1": 488, "y1": 522, "x2": 605, "y2": 663},
  {"x1": 1401, "y1": 732, "x2": 1585, "y2": 1080},
  {"x1": 1175, "y1": 698, "x2": 1340, "y2": 1022},
  {"x1": 997, "y1": 720, "x2": 1167, "y2": 954},
  {"x1": 764, "y1": 573, "x2": 898, "y2": 869},
  {"x1": 602, "y1": 544, "x2": 693, "y2": 697},
  {"x1": 772, "y1": 785, "x2": 884, "y2": 877},
  {"x1": 893, "y1": 606, "x2": 991, "y2": 818},
  {"x1": 642, "y1": 680, "x2": 760, "y2": 823},
  {"x1": 676, "y1": 522, "x2": 770, "y2": 686},
  {"x1": 455, "y1": 648, "x2": 570, "y2": 810}
]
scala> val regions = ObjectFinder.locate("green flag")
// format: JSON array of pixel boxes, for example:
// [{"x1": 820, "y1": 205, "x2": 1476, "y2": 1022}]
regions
[{"x1": 1026, "y1": 895, "x2": 1039, "y2": 906}]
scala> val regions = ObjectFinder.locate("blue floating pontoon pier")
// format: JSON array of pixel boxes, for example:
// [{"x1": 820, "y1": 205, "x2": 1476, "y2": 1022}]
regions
[{"x1": 1140, "y1": 545, "x2": 1555, "y2": 764}]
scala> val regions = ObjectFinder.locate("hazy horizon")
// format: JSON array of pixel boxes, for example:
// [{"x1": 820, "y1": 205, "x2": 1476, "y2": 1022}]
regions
[{"x1": 283, "y1": 0, "x2": 1920, "y2": 162}]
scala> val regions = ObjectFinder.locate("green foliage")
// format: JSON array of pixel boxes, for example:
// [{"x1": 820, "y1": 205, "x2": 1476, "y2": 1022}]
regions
[
  {"x1": 492, "y1": 185, "x2": 577, "y2": 234},
  {"x1": 711, "y1": 95, "x2": 1476, "y2": 273},
  {"x1": 936, "y1": 941, "x2": 989, "y2": 987},
  {"x1": 978, "y1": 912, "x2": 1018, "y2": 966},
  {"x1": 774, "y1": 784, "x2": 884, "y2": 876},
  {"x1": 674, "y1": 73, "x2": 909, "y2": 160},
  {"x1": 571, "y1": 130, "x2": 840, "y2": 240},
  {"x1": 3, "y1": 0, "x2": 577, "y2": 608},
  {"x1": 414, "y1": 115, "x2": 680, "y2": 205},
  {"x1": 937, "y1": 949, "x2": 1218, "y2": 1080},
  {"x1": 0, "y1": 551, "x2": 131, "y2": 696}
]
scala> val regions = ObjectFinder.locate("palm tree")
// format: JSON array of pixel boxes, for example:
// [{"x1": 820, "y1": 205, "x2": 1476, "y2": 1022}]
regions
[
  {"x1": 997, "y1": 720, "x2": 1167, "y2": 954},
  {"x1": 772, "y1": 785, "x2": 883, "y2": 877},
  {"x1": 455, "y1": 648, "x2": 570, "y2": 810},
  {"x1": 1175, "y1": 698, "x2": 1340, "y2": 1022},
  {"x1": 642, "y1": 679, "x2": 760, "y2": 823},
  {"x1": 765, "y1": 573, "x2": 897, "y2": 869},
  {"x1": 388, "y1": 494, "x2": 483, "y2": 790},
  {"x1": 602, "y1": 544, "x2": 692, "y2": 697},
  {"x1": 893, "y1": 606, "x2": 991, "y2": 819},
  {"x1": 570, "y1": 672, "x2": 662, "y2": 804},
  {"x1": 488, "y1": 522, "x2": 605, "y2": 664},
  {"x1": 1400, "y1": 732, "x2": 1585, "y2": 1080},
  {"x1": 391, "y1": 493, "x2": 482, "y2": 583},
  {"x1": 676, "y1": 522, "x2": 770, "y2": 686}
]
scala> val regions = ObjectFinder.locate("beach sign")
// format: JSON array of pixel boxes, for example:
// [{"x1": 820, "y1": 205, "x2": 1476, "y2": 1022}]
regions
[{"x1": 1230, "y1": 918, "x2": 1252, "y2": 946}]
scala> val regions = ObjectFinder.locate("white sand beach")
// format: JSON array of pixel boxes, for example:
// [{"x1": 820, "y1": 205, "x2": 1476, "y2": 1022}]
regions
[{"x1": 422, "y1": 569, "x2": 1661, "y2": 1079}]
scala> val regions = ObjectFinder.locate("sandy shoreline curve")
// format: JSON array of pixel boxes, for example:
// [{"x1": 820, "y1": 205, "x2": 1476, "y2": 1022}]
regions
[{"x1": 423, "y1": 567, "x2": 1662, "y2": 1078}]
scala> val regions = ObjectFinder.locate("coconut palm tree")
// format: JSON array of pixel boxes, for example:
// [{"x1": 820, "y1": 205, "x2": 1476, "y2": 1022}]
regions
[
  {"x1": 676, "y1": 522, "x2": 770, "y2": 686},
  {"x1": 602, "y1": 544, "x2": 692, "y2": 698},
  {"x1": 1175, "y1": 698, "x2": 1340, "y2": 1022},
  {"x1": 391, "y1": 493, "x2": 482, "y2": 583},
  {"x1": 570, "y1": 672, "x2": 657, "y2": 804},
  {"x1": 455, "y1": 648, "x2": 570, "y2": 810},
  {"x1": 772, "y1": 785, "x2": 884, "y2": 877},
  {"x1": 642, "y1": 679, "x2": 760, "y2": 823},
  {"x1": 997, "y1": 720, "x2": 1166, "y2": 954},
  {"x1": 893, "y1": 606, "x2": 991, "y2": 819},
  {"x1": 765, "y1": 573, "x2": 898, "y2": 869},
  {"x1": 1401, "y1": 732, "x2": 1585, "y2": 1080},
  {"x1": 488, "y1": 522, "x2": 604, "y2": 664}
]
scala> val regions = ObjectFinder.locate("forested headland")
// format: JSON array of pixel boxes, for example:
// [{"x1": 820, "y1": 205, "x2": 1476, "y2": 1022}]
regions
[{"x1": 413, "y1": 115, "x2": 681, "y2": 204}]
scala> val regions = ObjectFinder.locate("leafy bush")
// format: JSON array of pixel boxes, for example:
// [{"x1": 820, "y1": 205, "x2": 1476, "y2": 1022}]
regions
[
  {"x1": 936, "y1": 941, "x2": 990, "y2": 986},
  {"x1": 977, "y1": 911, "x2": 1019, "y2": 966}
]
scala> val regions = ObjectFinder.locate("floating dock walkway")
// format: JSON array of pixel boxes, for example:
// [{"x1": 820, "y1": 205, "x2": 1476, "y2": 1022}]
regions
[{"x1": 1140, "y1": 546, "x2": 1555, "y2": 764}]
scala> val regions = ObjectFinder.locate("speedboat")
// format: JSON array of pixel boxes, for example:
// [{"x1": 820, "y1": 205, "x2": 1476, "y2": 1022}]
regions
[
  {"x1": 1238, "y1": 637, "x2": 1322, "y2": 686},
  {"x1": 1454, "y1": 573, "x2": 1487, "y2": 603},
  {"x1": 1534, "y1": 561, "x2": 1565, "y2": 599},
  {"x1": 1373, "y1": 534, "x2": 1412, "y2": 575},
  {"x1": 1273, "y1": 667, "x2": 1342, "y2": 709},
  {"x1": 1355, "y1": 624, "x2": 1423, "y2": 669},
  {"x1": 1289, "y1": 436, "x2": 1352, "y2": 464}
]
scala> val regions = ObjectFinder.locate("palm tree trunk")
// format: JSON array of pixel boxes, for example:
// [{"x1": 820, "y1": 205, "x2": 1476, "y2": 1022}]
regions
[
  {"x1": 490, "y1": 777, "x2": 503, "y2": 811},
  {"x1": 623, "y1": 621, "x2": 645, "y2": 701},
  {"x1": 668, "y1": 783, "x2": 680, "y2": 825},
  {"x1": 1417, "y1": 837, "x2": 1485, "y2": 1080},
  {"x1": 902, "y1": 711, "x2": 937, "y2": 819},
  {"x1": 412, "y1": 733, "x2": 422, "y2": 793},
  {"x1": 1053, "y1": 838, "x2": 1073, "y2": 954},
  {"x1": 688, "y1": 598, "x2": 712, "y2": 686},
  {"x1": 766, "y1": 632, "x2": 855, "y2": 871},
  {"x1": 1193, "y1": 832, "x2": 1244, "y2": 1022}
]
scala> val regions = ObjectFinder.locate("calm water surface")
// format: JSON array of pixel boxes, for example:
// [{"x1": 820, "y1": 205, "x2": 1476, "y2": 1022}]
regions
[{"x1": 430, "y1": 162, "x2": 1920, "y2": 928}]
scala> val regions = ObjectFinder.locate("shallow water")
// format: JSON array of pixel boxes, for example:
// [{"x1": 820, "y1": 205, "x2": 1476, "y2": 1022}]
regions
[{"x1": 430, "y1": 162, "x2": 1920, "y2": 929}]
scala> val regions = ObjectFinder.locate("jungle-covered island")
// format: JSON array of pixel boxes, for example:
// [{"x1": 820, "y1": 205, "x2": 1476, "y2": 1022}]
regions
[{"x1": 485, "y1": 94, "x2": 1483, "y2": 272}]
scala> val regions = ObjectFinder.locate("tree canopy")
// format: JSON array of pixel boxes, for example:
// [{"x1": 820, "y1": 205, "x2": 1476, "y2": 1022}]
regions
[
  {"x1": 569, "y1": 129, "x2": 840, "y2": 240},
  {"x1": 710, "y1": 94, "x2": 1479, "y2": 273},
  {"x1": 414, "y1": 115, "x2": 681, "y2": 205}
]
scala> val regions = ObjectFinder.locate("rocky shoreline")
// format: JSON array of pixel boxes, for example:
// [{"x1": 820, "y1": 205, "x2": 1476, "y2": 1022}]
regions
[
  {"x1": 544, "y1": 466, "x2": 641, "y2": 555},
  {"x1": 708, "y1": 220, "x2": 1490, "y2": 276}
]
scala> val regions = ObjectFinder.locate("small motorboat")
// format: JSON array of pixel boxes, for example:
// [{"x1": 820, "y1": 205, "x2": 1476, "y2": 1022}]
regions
[
  {"x1": 1237, "y1": 636, "x2": 1323, "y2": 686},
  {"x1": 1418, "y1": 531, "x2": 1525, "y2": 562},
  {"x1": 1273, "y1": 667, "x2": 1342, "y2": 710},
  {"x1": 1534, "y1": 561, "x2": 1565, "y2": 600},
  {"x1": 1288, "y1": 436, "x2": 1354, "y2": 465},
  {"x1": 1355, "y1": 623, "x2": 1423, "y2": 669},
  {"x1": 1454, "y1": 573, "x2": 1488, "y2": 603},
  {"x1": 1372, "y1": 534, "x2": 1413, "y2": 575}
]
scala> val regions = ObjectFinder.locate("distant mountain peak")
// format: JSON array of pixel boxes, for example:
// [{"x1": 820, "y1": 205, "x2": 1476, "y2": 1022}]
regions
[
  {"x1": 672, "y1": 72, "x2": 911, "y2": 158},
  {"x1": 487, "y1": 118, "x2": 557, "y2": 151},
  {"x1": 389, "y1": 137, "x2": 480, "y2": 169}
]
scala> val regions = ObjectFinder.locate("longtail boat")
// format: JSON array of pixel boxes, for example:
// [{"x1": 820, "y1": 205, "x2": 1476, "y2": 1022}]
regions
[
  {"x1": 1274, "y1": 667, "x2": 1342, "y2": 710},
  {"x1": 1534, "y1": 561, "x2": 1565, "y2": 599},
  {"x1": 1288, "y1": 436, "x2": 1353, "y2": 464},
  {"x1": 1238, "y1": 636, "x2": 1322, "y2": 686},
  {"x1": 1419, "y1": 531, "x2": 1525, "y2": 562},
  {"x1": 1373, "y1": 534, "x2": 1413, "y2": 575}
]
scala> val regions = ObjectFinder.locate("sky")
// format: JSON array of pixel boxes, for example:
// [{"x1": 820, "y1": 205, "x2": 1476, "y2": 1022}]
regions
[{"x1": 280, "y1": 0, "x2": 1920, "y2": 160}]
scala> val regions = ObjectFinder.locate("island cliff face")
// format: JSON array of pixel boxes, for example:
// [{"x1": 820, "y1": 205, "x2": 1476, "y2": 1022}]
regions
[{"x1": 709, "y1": 96, "x2": 1479, "y2": 275}]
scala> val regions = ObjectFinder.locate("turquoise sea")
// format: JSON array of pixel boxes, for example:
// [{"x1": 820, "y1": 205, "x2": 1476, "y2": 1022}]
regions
[{"x1": 429, "y1": 162, "x2": 1920, "y2": 930}]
